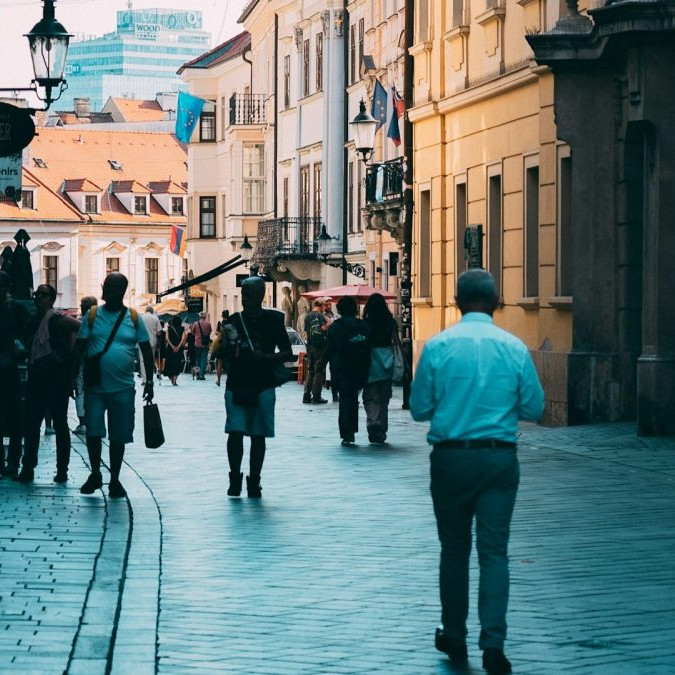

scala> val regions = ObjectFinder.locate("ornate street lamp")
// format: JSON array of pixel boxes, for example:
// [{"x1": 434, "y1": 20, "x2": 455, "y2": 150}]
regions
[
  {"x1": 0, "y1": 0, "x2": 71, "y2": 111},
  {"x1": 316, "y1": 225, "x2": 365, "y2": 278},
  {"x1": 240, "y1": 234, "x2": 253, "y2": 263},
  {"x1": 317, "y1": 224, "x2": 333, "y2": 259},
  {"x1": 350, "y1": 99, "x2": 377, "y2": 163}
]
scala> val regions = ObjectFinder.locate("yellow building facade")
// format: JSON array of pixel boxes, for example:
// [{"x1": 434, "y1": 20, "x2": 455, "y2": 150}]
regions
[{"x1": 409, "y1": 0, "x2": 579, "y2": 424}]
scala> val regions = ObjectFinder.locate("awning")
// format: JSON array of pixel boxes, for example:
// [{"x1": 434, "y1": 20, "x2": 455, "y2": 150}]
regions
[{"x1": 155, "y1": 255, "x2": 245, "y2": 301}]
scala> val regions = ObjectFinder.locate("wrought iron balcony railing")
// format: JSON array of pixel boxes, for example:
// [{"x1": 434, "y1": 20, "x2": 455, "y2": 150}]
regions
[
  {"x1": 365, "y1": 157, "x2": 405, "y2": 205},
  {"x1": 255, "y1": 216, "x2": 324, "y2": 268},
  {"x1": 229, "y1": 94, "x2": 266, "y2": 125}
]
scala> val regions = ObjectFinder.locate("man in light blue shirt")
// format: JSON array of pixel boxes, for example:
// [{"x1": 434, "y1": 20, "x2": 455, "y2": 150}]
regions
[{"x1": 410, "y1": 269, "x2": 544, "y2": 674}]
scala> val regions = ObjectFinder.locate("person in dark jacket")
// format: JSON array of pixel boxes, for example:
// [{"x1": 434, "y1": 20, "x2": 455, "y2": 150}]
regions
[{"x1": 327, "y1": 296, "x2": 371, "y2": 447}]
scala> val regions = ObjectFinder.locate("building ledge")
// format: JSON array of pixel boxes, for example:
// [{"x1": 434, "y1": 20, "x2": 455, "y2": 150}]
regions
[
  {"x1": 517, "y1": 296, "x2": 540, "y2": 310},
  {"x1": 548, "y1": 295, "x2": 573, "y2": 310},
  {"x1": 476, "y1": 5, "x2": 506, "y2": 27}
]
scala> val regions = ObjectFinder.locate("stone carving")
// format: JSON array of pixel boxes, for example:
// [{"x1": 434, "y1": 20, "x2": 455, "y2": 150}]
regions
[
  {"x1": 281, "y1": 286, "x2": 295, "y2": 327},
  {"x1": 294, "y1": 26, "x2": 303, "y2": 51},
  {"x1": 333, "y1": 10, "x2": 345, "y2": 38},
  {"x1": 296, "y1": 284, "x2": 311, "y2": 339},
  {"x1": 321, "y1": 11, "x2": 330, "y2": 36}
]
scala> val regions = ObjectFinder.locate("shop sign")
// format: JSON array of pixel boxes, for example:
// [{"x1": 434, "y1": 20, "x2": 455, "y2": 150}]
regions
[{"x1": 0, "y1": 152, "x2": 22, "y2": 202}]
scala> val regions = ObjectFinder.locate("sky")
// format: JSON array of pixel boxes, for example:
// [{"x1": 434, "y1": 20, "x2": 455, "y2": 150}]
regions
[{"x1": 0, "y1": 0, "x2": 248, "y2": 99}]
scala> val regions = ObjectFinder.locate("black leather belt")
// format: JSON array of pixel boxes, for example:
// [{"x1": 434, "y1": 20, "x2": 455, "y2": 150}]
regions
[{"x1": 434, "y1": 439, "x2": 516, "y2": 450}]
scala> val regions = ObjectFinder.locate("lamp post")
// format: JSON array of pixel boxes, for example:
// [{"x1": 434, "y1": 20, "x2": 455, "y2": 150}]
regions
[
  {"x1": 239, "y1": 234, "x2": 259, "y2": 276},
  {"x1": 316, "y1": 225, "x2": 365, "y2": 278},
  {"x1": 349, "y1": 99, "x2": 377, "y2": 164},
  {"x1": 0, "y1": 0, "x2": 72, "y2": 111}
]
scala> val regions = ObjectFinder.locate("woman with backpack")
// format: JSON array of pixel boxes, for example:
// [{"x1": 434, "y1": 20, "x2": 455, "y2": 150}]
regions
[
  {"x1": 327, "y1": 296, "x2": 371, "y2": 447},
  {"x1": 362, "y1": 293, "x2": 398, "y2": 445}
]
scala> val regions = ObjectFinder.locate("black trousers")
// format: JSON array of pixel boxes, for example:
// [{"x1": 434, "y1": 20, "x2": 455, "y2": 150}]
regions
[
  {"x1": 0, "y1": 367, "x2": 22, "y2": 469},
  {"x1": 23, "y1": 368, "x2": 71, "y2": 472},
  {"x1": 337, "y1": 383, "x2": 360, "y2": 441}
]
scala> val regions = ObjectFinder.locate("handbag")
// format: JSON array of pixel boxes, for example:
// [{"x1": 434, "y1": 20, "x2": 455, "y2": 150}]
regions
[
  {"x1": 238, "y1": 313, "x2": 294, "y2": 389},
  {"x1": 392, "y1": 329, "x2": 407, "y2": 386},
  {"x1": 83, "y1": 307, "x2": 128, "y2": 388},
  {"x1": 197, "y1": 320, "x2": 211, "y2": 348},
  {"x1": 143, "y1": 401, "x2": 165, "y2": 449}
]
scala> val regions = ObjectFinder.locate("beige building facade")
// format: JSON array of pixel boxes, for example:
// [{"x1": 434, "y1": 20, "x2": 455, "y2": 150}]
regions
[{"x1": 409, "y1": 0, "x2": 578, "y2": 424}]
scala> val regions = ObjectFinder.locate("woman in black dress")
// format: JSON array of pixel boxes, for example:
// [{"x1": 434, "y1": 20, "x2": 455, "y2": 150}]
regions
[{"x1": 164, "y1": 316, "x2": 186, "y2": 385}]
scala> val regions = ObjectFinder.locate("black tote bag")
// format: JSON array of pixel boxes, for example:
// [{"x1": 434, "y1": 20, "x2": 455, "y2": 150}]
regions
[{"x1": 143, "y1": 402, "x2": 165, "y2": 449}]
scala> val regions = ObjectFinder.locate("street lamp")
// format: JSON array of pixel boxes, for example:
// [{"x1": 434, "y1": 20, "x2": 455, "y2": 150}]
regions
[
  {"x1": 350, "y1": 99, "x2": 377, "y2": 163},
  {"x1": 239, "y1": 234, "x2": 259, "y2": 276},
  {"x1": 316, "y1": 225, "x2": 365, "y2": 278},
  {"x1": 0, "y1": 0, "x2": 71, "y2": 111}
]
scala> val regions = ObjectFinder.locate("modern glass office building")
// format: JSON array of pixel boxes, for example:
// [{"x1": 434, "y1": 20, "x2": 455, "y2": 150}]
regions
[{"x1": 63, "y1": 8, "x2": 211, "y2": 111}]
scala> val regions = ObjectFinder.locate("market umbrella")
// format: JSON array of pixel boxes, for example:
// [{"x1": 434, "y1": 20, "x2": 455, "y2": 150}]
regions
[{"x1": 301, "y1": 284, "x2": 397, "y2": 303}]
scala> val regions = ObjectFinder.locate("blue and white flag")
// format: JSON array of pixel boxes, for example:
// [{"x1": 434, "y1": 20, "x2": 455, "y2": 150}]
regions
[
  {"x1": 175, "y1": 91, "x2": 205, "y2": 143},
  {"x1": 371, "y1": 79, "x2": 388, "y2": 133}
]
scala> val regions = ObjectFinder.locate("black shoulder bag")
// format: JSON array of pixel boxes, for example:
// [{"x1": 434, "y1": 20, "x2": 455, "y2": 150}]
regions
[
  {"x1": 83, "y1": 307, "x2": 128, "y2": 388},
  {"x1": 197, "y1": 320, "x2": 211, "y2": 348}
]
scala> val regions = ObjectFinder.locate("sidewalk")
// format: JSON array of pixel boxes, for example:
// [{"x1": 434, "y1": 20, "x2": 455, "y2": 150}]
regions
[{"x1": 1, "y1": 377, "x2": 674, "y2": 673}]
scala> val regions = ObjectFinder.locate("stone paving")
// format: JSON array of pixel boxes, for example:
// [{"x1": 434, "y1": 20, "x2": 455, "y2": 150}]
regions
[{"x1": 1, "y1": 375, "x2": 675, "y2": 674}]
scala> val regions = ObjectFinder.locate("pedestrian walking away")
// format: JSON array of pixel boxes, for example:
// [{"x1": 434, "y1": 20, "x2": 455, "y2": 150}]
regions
[
  {"x1": 17, "y1": 284, "x2": 80, "y2": 484},
  {"x1": 362, "y1": 293, "x2": 397, "y2": 445},
  {"x1": 74, "y1": 295, "x2": 98, "y2": 436},
  {"x1": 164, "y1": 316, "x2": 186, "y2": 386},
  {"x1": 191, "y1": 311, "x2": 212, "y2": 380},
  {"x1": 410, "y1": 269, "x2": 544, "y2": 674},
  {"x1": 327, "y1": 296, "x2": 371, "y2": 447},
  {"x1": 139, "y1": 305, "x2": 162, "y2": 384},
  {"x1": 221, "y1": 276, "x2": 293, "y2": 498},
  {"x1": 0, "y1": 270, "x2": 30, "y2": 479},
  {"x1": 302, "y1": 299, "x2": 329, "y2": 404},
  {"x1": 323, "y1": 298, "x2": 339, "y2": 402},
  {"x1": 73, "y1": 272, "x2": 154, "y2": 499}
]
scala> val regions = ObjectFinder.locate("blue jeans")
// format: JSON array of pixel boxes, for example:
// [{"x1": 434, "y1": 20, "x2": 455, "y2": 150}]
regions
[
  {"x1": 196, "y1": 347, "x2": 208, "y2": 377},
  {"x1": 430, "y1": 446, "x2": 519, "y2": 650}
]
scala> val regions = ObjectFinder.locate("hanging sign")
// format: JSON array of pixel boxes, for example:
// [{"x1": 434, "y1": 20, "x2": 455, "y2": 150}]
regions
[
  {"x1": 0, "y1": 103, "x2": 35, "y2": 157},
  {"x1": 0, "y1": 152, "x2": 22, "y2": 202}
]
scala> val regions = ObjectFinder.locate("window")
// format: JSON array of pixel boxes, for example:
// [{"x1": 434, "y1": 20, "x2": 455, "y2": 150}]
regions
[
  {"x1": 370, "y1": 259, "x2": 376, "y2": 286},
  {"x1": 171, "y1": 197, "x2": 184, "y2": 214},
  {"x1": 348, "y1": 161, "x2": 354, "y2": 233},
  {"x1": 313, "y1": 163, "x2": 322, "y2": 225},
  {"x1": 199, "y1": 196, "x2": 216, "y2": 238},
  {"x1": 21, "y1": 190, "x2": 34, "y2": 209},
  {"x1": 303, "y1": 39, "x2": 310, "y2": 97},
  {"x1": 558, "y1": 156, "x2": 572, "y2": 296},
  {"x1": 145, "y1": 258, "x2": 158, "y2": 295},
  {"x1": 243, "y1": 144, "x2": 265, "y2": 214},
  {"x1": 43, "y1": 256, "x2": 58, "y2": 291},
  {"x1": 419, "y1": 189, "x2": 431, "y2": 298},
  {"x1": 134, "y1": 196, "x2": 147, "y2": 214},
  {"x1": 300, "y1": 166, "x2": 310, "y2": 218},
  {"x1": 106, "y1": 257, "x2": 120, "y2": 275},
  {"x1": 316, "y1": 33, "x2": 323, "y2": 92},
  {"x1": 417, "y1": 0, "x2": 429, "y2": 40},
  {"x1": 358, "y1": 19, "x2": 365, "y2": 75},
  {"x1": 220, "y1": 96, "x2": 226, "y2": 139},
  {"x1": 283, "y1": 176, "x2": 289, "y2": 217},
  {"x1": 284, "y1": 55, "x2": 291, "y2": 108},
  {"x1": 350, "y1": 25, "x2": 356, "y2": 84},
  {"x1": 452, "y1": 0, "x2": 464, "y2": 27},
  {"x1": 356, "y1": 162, "x2": 363, "y2": 232},
  {"x1": 488, "y1": 174, "x2": 502, "y2": 299},
  {"x1": 455, "y1": 182, "x2": 467, "y2": 279},
  {"x1": 84, "y1": 195, "x2": 98, "y2": 213},
  {"x1": 200, "y1": 101, "x2": 216, "y2": 142},
  {"x1": 108, "y1": 159, "x2": 123, "y2": 170},
  {"x1": 524, "y1": 165, "x2": 540, "y2": 297}
]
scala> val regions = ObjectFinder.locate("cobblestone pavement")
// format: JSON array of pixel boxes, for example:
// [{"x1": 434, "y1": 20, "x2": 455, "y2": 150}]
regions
[{"x1": 1, "y1": 375, "x2": 674, "y2": 674}]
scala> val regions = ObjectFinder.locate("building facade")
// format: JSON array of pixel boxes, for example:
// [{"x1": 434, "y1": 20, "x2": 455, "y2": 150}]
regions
[
  {"x1": 64, "y1": 8, "x2": 210, "y2": 112},
  {"x1": 409, "y1": 0, "x2": 576, "y2": 424},
  {"x1": 0, "y1": 128, "x2": 187, "y2": 311}
]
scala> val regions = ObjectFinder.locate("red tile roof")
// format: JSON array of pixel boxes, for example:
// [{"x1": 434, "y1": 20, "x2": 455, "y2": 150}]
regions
[
  {"x1": 111, "y1": 179, "x2": 150, "y2": 194},
  {"x1": 63, "y1": 178, "x2": 103, "y2": 192},
  {"x1": 109, "y1": 98, "x2": 167, "y2": 122},
  {"x1": 179, "y1": 31, "x2": 250, "y2": 73},
  {"x1": 148, "y1": 180, "x2": 187, "y2": 195}
]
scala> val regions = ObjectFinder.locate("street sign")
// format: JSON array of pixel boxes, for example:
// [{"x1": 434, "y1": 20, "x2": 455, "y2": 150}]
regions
[
  {"x1": 0, "y1": 103, "x2": 35, "y2": 157},
  {"x1": 0, "y1": 152, "x2": 22, "y2": 202},
  {"x1": 186, "y1": 297, "x2": 203, "y2": 313}
]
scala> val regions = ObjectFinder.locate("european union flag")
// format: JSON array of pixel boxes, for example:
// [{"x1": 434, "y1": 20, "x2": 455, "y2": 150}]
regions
[
  {"x1": 175, "y1": 91, "x2": 205, "y2": 143},
  {"x1": 371, "y1": 79, "x2": 388, "y2": 133}
]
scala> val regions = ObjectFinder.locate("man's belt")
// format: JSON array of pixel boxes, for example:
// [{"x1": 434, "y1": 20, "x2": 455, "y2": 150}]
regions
[{"x1": 434, "y1": 439, "x2": 516, "y2": 450}]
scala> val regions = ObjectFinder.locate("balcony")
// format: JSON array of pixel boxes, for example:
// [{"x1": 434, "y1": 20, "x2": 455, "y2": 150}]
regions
[
  {"x1": 365, "y1": 157, "x2": 404, "y2": 205},
  {"x1": 255, "y1": 216, "x2": 324, "y2": 270},
  {"x1": 363, "y1": 157, "x2": 406, "y2": 243},
  {"x1": 229, "y1": 94, "x2": 266, "y2": 126}
]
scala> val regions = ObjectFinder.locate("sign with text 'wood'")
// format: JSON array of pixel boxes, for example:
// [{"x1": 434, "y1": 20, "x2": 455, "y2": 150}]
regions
[{"x1": 0, "y1": 103, "x2": 36, "y2": 157}]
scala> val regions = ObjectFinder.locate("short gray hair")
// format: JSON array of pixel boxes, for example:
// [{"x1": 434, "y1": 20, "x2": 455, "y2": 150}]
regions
[
  {"x1": 456, "y1": 269, "x2": 497, "y2": 306},
  {"x1": 145, "y1": 305, "x2": 154, "y2": 313}
]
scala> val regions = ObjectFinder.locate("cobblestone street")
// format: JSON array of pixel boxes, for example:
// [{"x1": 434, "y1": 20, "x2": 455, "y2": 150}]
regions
[{"x1": 1, "y1": 376, "x2": 674, "y2": 673}]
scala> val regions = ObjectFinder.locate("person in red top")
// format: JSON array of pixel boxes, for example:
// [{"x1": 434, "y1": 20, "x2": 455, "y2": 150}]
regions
[{"x1": 191, "y1": 311, "x2": 212, "y2": 380}]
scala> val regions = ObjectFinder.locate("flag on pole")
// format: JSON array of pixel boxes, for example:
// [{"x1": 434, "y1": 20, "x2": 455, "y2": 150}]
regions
[
  {"x1": 170, "y1": 225, "x2": 187, "y2": 256},
  {"x1": 175, "y1": 91, "x2": 205, "y2": 143},
  {"x1": 387, "y1": 88, "x2": 404, "y2": 147},
  {"x1": 371, "y1": 79, "x2": 388, "y2": 133}
]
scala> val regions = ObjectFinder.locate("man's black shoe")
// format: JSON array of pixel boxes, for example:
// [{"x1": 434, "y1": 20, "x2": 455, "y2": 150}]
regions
[
  {"x1": 53, "y1": 470, "x2": 68, "y2": 484},
  {"x1": 312, "y1": 397, "x2": 328, "y2": 404},
  {"x1": 14, "y1": 468, "x2": 34, "y2": 483},
  {"x1": 246, "y1": 475, "x2": 262, "y2": 498},
  {"x1": 80, "y1": 472, "x2": 103, "y2": 494},
  {"x1": 1, "y1": 464, "x2": 18, "y2": 479},
  {"x1": 227, "y1": 471, "x2": 243, "y2": 497},
  {"x1": 435, "y1": 628, "x2": 468, "y2": 664},
  {"x1": 302, "y1": 394, "x2": 312, "y2": 404},
  {"x1": 109, "y1": 480, "x2": 127, "y2": 499},
  {"x1": 482, "y1": 648, "x2": 512, "y2": 674}
]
